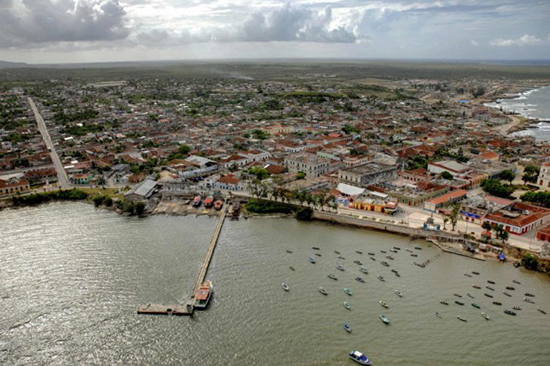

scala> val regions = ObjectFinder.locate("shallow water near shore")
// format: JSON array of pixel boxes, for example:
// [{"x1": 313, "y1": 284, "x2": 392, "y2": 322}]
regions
[{"x1": 1, "y1": 202, "x2": 550, "y2": 365}]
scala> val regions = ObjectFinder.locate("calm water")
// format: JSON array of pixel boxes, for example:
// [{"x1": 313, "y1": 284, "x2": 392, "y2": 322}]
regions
[
  {"x1": 1, "y1": 203, "x2": 550, "y2": 365},
  {"x1": 486, "y1": 86, "x2": 550, "y2": 140}
]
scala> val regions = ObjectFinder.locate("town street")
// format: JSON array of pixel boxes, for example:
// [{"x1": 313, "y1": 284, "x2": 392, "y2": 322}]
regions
[{"x1": 27, "y1": 97, "x2": 71, "y2": 189}]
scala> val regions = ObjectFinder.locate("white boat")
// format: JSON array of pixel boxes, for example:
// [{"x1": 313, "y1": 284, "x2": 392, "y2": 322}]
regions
[{"x1": 349, "y1": 350, "x2": 371, "y2": 365}]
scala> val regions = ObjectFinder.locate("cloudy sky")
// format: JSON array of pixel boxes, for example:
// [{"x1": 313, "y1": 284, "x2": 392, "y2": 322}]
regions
[{"x1": 0, "y1": 0, "x2": 549, "y2": 64}]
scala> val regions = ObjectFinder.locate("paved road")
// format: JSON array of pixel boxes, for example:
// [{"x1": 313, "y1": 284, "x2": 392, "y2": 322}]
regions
[{"x1": 28, "y1": 97, "x2": 71, "y2": 189}]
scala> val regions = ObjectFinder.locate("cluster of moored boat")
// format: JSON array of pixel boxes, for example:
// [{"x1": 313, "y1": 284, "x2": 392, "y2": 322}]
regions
[{"x1": 438, "y1": 270, "x2": 545, "y2": 321}]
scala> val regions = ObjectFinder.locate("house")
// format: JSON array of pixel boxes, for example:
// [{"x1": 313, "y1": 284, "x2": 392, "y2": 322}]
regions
[
  {"x1": 424, "y1": 189, "x2": 468, "y2": 213},
  {"x1": 483, "y1": 202, "x2": 550, "y2": 235},
  {"x1": 338, "y1": 162, "x2": 398, "y2": 186},
  {"x1": 284, "y1": 154, "x2": 329, "y2": 178},
  {"x1": 215, "y1": 174, "x2": 242, "y2": 191},
  {"x1": 124, "y1": 178, "x2": 158, "y2": 201},
  {"x1": 538, "y1": 162, "x2": 550, "y2": 188},
  {"x1": 0, "y1": 173, "x2": 31, "y2": 195},
  {"x1": 428, "y1": 160, "x2": 471, "y2": 177}
]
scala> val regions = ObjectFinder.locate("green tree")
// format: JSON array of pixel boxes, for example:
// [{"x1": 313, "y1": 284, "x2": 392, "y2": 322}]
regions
[
  {"x1": 135, "y1": 202, "x2": 146, "y2": 216},
  {"x1": 296, "y1": 207, "x2": 313, "y2": 220},
  {"x1": 248, "y1": 167, "x2": 269, "y2": 181},
  {"x1": 482, "y1": 221, "x2": 492, "y2": 231},
  {"x1": 522, "y1": 165, "x2": 540, "y2": 184},
  {"x1": 521, "y1": 253, "x2": 539, "y2": 271},
  {"x1": 296, "y1": 171, "x2": 306, "y2": 180},
  {"x1": 449, "y1": 203, "x2": 461, "y2": 231},
  {"x1": 481, "y1": 179, "x2": 515, "y2": 199},
  {"x1": 499, "y1": 170, "x2": 516, "y2": 183},
  {"x1": 440, "y1": 171, "x2": 454, "y2": 180}
]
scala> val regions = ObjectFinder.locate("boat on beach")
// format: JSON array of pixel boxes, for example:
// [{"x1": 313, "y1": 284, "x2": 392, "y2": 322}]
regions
[{"x1": 349, "y1": 350, "x2": 371, "y2": 365}]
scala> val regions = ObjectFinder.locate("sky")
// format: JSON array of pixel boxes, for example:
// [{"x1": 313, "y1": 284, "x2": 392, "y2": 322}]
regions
[{"x1": 0, "y1": 0, "x2": 549, "y2": 64}]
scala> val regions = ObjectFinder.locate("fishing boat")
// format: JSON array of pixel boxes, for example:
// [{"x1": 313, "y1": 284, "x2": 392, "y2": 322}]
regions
[
  {"x1": 308, "y1": 257, "x2": 316, "y2": 264},
  {"x1": 368, "y1": 252, "x2": 375, "y2": 256},
  {"x1": 393, "y1": 246, "x2": 401, "y2": 250},
  {"x1": 379, "y1": 300, "x2": 389, "y2": 308},
  {"x1": 370, "y1": 257, "x2": 376, "y2": 261},
  {"x1": 493, "y1": 301, "x2": 502, "y2": 306},
  {"x1": 315, "y1": 253, "x2": 322, "y2": 257},
  {"x1": 414, "y1": 246, "x2": 422, "y2": 250},
  {"x1": 440, "y1": 300, "x2": 449, "y2": 305},
  {"x1": 455, "y1": 301, "x2": 464, "y2": 306},
  {"x1": 334, "y1": 251, "x2": 340, "y2": 254},
  {"x1": 537, "y1": 308, "x2": 547, "y2": 315},
  {"x1": 343, "y1": 302, "x2": 351, "y2": 310},
  {"x1": 349, "y1": 351, "x2": 371, "y2": 365},
  {"x1": 343, "y1": 322, "x2": 351, "y2": 333},
  {"x1": 214, "y1": 200, "x2": 223, "y2": 210},
  {"x1": 328, "y1": 274, "x2": 338, "y2": 280},
  {"x1": 204, "y1": 196, "x2": 214, "y2": 208},
  {"x1": 338, "y1": 255, "x2": 346, "y2": 260},
  {"x1": 435, "y1": 312, "x2": 442, "y2": 319},
  {"x1": 195, "y1": 281, "x2": 213, "y2": 309},
  {"x1": 503, "y1": 291, "x2": 512, "y2": 297},
  {"x1": 513, "y1": 280, "x2": 521, "y2": 285},
  {"x1": 381, "y1": 250, "x2": 387, "y2": 254},
  {"x1": 464, "y1": 273, "x2": 472, "y2": 277},
  {"x1": 488, "y1": 280, "x2": 496, "y2": 285},
  {"x1": 410, "y1": 254, "x2": 419, "y2": 257},
  {"x1": 472, "y1": 303, "x2": 480, "y2": 309},
  {"x1": 344, "y1": 288, "x2": 353, "y2": 296},
  {"x1": 335, "y1": 264, "x2": 345, "y2": 271},
  {"x1": 482, "y1": 312, "x2": 490, "y2": 320},
  {"x1": 381, "y1": 261, "x2": 390, "y2": 267},
  {"x1": 353, "y1": 260, "x2": 363, "y2": 266},
  {"x1": 453, "y1": 293, "x2": 462, "y2": 298},
  {"x1": 484, "y1": 293, "x2": 494, "y2": 298},
  {"x1": 486, "y1": 286, "x2": 495, "y2": 291},
  {"x1": 318, "y1": 287, "x2": 328, "y2": 295},
  {"x1": 356, "y1": 251, "x2": 363, "y2": 255},
  {"x1": 513, "y1": 306, "x2": 522, "y2": 311},
  {"x1": 391, "y1": 269, "x2": 400, "y2": 277},
  {"x1": 386, "y1": 255, "x2": 394, "y2": 260},
  {"x1": 377, "y1": 275, "x2": 385, "y2": 282},
  {"x1": 524, "y1": 298, "x2": 535, "y2": 304},
  {"x1": 281, "y1": 283, "x2": 289, "y2": 291},
  {"x1": 355, "y1": 277, "x2": 365, "y2": 283},
  {"x1": 390, "y1": 249, "x2": 398, "y2": 253},
  {"x1": 457, "y1": 316, "x2": 467, "y2": 322},
  {"x1": 506, "y1": 286, "x2": 515, "y2": 291},
  {"x1": 192, "y1": 196, "x2": 202, "y2": 207},
  {"x1": 395, "y1": 289, "x2": 403, "y2": 297},
  {"x1": 472, "y1": 285, "x2": 481, "y2": 289},
  {"x1": 359, "y1": 266, "x2": 369, "y2": 274},
  {"x1": 289, "y1": 266, "x2": 295, "y2": 271},
  {"x1": 286, "y1": 250, "x2": 293, "y2": 254},
  {"x1": 472, "y1": 271, "x2": 480, "y2": 275},
  {"x1": 525, "y1": 293, "x2": 535, "y2": 297},
  {"x1": 405, "y1": 248, "x2": 413, "y2": 253},
  {"x1": 379, "y1": 314, "x2": 390, "y2": 324},
  {"x1": 466, "y1": 293, "x2": 474, "y2": 299},
  {"x1": 312, "y1": 246, "x2": 320, "y2": 250},
  {"x1": 504, "y1": 310, "x2": 516, "y2": 316}
]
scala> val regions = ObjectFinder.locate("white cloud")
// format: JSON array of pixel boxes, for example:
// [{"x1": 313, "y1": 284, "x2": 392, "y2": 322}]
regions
[
  {"x1": 490, "y1": 34, "x2": 544, "y2": 47},
  {"x1": 470, "y1": 40, "x2": 479, "y2": 46}
]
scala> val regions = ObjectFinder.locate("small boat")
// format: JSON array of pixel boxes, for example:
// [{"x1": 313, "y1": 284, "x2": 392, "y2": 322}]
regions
[
  {"x1": 405, "y1": 248, "x2": 413, "y2": 253},
  {"x1": 455, "y1": 301, "x2": 464, "y2": 306},
  {"x1": 195, "y1": 280, "x2": 213, "y2": 309},
  {"x1": 315, "y1": 253, "x2": 322, "y2": 257},
  {"x1": 440, "y1": 300, "x2": 449, "y2": 305},
  {"x1": 386, "y1": 255, "x2": 394, "y2": 260},
  {"x1": 312, "y1": 247, "x2": 320, "y2": 250},
  {"x1": 472, "y1": 271, "x2": 480, "y2": 275},
  {"x1": 368, "y1": 252, "x2": 375, "y2": 256},
  {"x1": 410, "y1": 254, "x2": 419, "y2": 257},
  {"x1": 395, "y1": 289, "x2": 403, "y2": 297},
  {"x1": 457, "y1": 316, "x2": 467, "y2": 322},
  {"x1": 344, "y1": 288, "x2": 353, "y2": 296},
  {"x1": 282, "y1": 283, "x2": 289, "y2": 291},
  {"x1": 370, "y1": 257, "x2": 376, "y2": 261},
  {"x1": 308, "y1": 257, "x2": 316, "y2": 264},
  {"x1": 537, "y1": 309, "x2": 547, "y2": 315},
  {"x1": 504, "y1": 310, "x2": 516, "y2": 316},
  {"x1": 214, "y1": 200, "x2": 223, "y2": 210},
  {"x1": 472, "y1": 285, "x2": 481, "y2": 289},
  {"x1": 390, "y1": 249, "x2": 398, "y2": 253},
  {"x1": 466, "y1": 293, "x2": 474, "y2": 299},
  {"x1": 353, "y1": 260, "x2": 363, "y2": 266},
  {"x1": 318, "y1": 287, "x2": 328, "y2": 295},
  {"x1": 335, "y1": 264, "x2": 345, "y2": 271},
  {"x1": 355, "y1": 277, "x2": 365, "y2": 283},
  {"x1": 334, "y1": 251, "x2": 340, "y2": 254},
  {"x1": 484, "y1": 293, "x2": 494, "y2": 298},
  {"x1": 328, "y1": 274, "x2": 338, "y2": 280},
  {"x1": 338, "y1": 255, "x2": 346, "y2": 260},
  {"x1": 289, "y1": 266, "x2": 295, "y2": 271},
  {"x1": 487, "y1": 280, "x2": 496, "y2": 285},
  {"x1": 391, "y1": 269, "x2": 400, "y2": 277},
  {"x1": 486, "y1": 286, "x2": 495, "y2": 291},
  {"x1": 343, "y1": 322, "x2": 351, "y2": 333},
  {"x1": 343, "y1": 302, "x2": 351, "y2": 310},
  {"x1": 379, "y1": 314, "x2": 390, "y2": 324},
  {"x1": 513, "y1": 306, "x2": 522, "y2": 311},
  {"x1": 356, "y1": 251, "x2": 363, "y2": 255},
  {"x1": 525, "y1": 293, "x2": 535, "y2": 297},
  {"x1": 286, "y1": 250, "x2": 293, "y2": 254},
  {"x1": 524, "y1": 298, "x2": 535, "y2": 304},
  {"x1": 379, "y1": 300, "x2": 389, "y2": 308},
  {"x1": 381, "y1": 261, "x2": 390, "y2": 267},
  {"x1": 472, "y1": 303, "x2": 480, "y2": 309},
  {"x1": 393, "y1": 246, "x2": 401, "y2": 250},
  {"x1": 349, "y1": 350, "x2": 371, "y2": 365},
  {"x1": 435, "y1": 312, "x2": 442, "y2": 319},
  {"x1": 192, "y1": 196, "x2": 202, "y2": 207},
  {"x1": 482, "y1": 312, "x2": 490, "y2": 320},
  {"x1": 359, "y1": 266, "x2": 369, "y2": 274},
  {"x1": 381, "y1": 250, "x2": 387, "y2": 254},
  {"x1": 464, "y1": 273, "x2": 472, "y2": 278},
  {"x1": 503, "y1": 291, "x2": 512, "y2": 297},
  {"x1": 506, "y1": 286, "x2": 515, "y2": 291},
  {"x1": 453, "y1": 293, "x2": 462, "y2": 298},
  {"x1": 378, "y1": 275, "x2": 385, "y2": 282},
  {"x1": 493, "y1": 301, "x2": 502, "y2": 306},
  {"x1": 513, "y1": 280, "x2": 521, "y2": 285},
  {"x1": 414, "y1": 246, "x2": 422, "y2": 250}
]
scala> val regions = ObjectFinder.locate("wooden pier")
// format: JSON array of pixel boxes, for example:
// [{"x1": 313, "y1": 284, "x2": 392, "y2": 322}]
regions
[{"x1": 137, "y1": 206, "x2": 228, "y2": 316}]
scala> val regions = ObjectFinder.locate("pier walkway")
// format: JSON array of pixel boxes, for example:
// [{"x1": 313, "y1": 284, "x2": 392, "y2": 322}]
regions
[{"x1": 137, "y1": 206, "x2": 228, "y2": 316}]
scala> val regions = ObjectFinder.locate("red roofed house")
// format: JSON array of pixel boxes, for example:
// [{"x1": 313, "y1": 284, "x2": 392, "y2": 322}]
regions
[
  {"x1": 483, "y1": 202, "x2": 550, "y2": 235},
  {"x1": 424, "y1": 189, "x2": 468, "y2": 213},
  {"x1": 215, "y1": 174, "x2": 243, "y2": 191}
]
